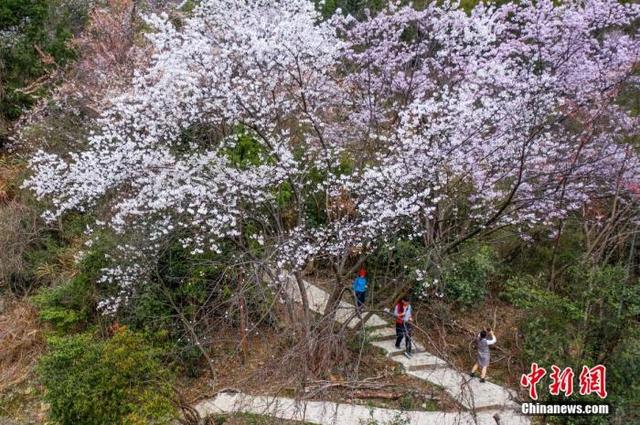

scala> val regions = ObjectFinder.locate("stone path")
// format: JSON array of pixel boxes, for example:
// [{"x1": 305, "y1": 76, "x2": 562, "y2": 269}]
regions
[
  {"x1": 282, "y1": 275, "x2": 530, "y2": 424},
  {"x1": 195, "y1": 391, "x2": 529, "y2": 425},
  {"x1": 293, "y1": 278, "x2": 388, "y2": 328},
  {"x1": 196, "y1": 272, "x2": 530, "y2": 424}
]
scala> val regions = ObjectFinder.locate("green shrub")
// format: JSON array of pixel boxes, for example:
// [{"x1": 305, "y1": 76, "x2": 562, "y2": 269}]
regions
[
  {"x1": 443, "y1": 245, "x2": 496, "y2": 306},
  {"x1": 502, "y1": 274, "x2": 583, "y2": 363},
  {"x1": 33, "y1": 275, "x2": 94, "y2": 333},
  {"x1": 38, "y1": 328, "x2": 176, "y2": 425},
  {"x1": 502, "y1": 266, "x2": 640, "y2": 423},
  {"x1": 0, "y1": 0, "x2": 88, "y2": 126},
  {"x1": 32, "y1": 232, "x2": 112, "y2": 333},
  {"x1": 33, "y1": 227, "x2": 119, "y2": 333},
  {"x1": 398, "y1": 393, "x2": 414, "y2": 411}
]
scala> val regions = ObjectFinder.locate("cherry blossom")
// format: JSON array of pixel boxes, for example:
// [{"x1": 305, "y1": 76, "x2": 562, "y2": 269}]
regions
[{"x1": 24, "y1": 0, "x2": 640, "y2": 312}]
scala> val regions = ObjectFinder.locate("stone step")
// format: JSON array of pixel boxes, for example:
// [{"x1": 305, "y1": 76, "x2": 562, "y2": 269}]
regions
[
  {"x1": 356, "y1": 313, "x2": 388, "y2": 328},
  {"x1": 195, "y1": 391, "x2": 530, "y2": 425},
  {"x1": 370, "y1": 337, "x2": 425, "y2": 356},
  {"x1": 407, "y1": 368, "x2": 518, "y2": 410},
  {"x1": 271, "y1": 272, "x2": 530, "y2": 423},
  {"x1": 363, "y1": 322, "x2": 391, "y2": 330},
  {"x1": 330, "y1": 306, "x2": 389, "y2": 329},
  {"x1": 391, "y1": 351, "x2": 448, "y2": 370},
  {"x1": 294, "y1": 279, "x2": 389, "y2": 329},
  {"x1": 365, "y1": 326, "x2": 396, "y2": 340}
]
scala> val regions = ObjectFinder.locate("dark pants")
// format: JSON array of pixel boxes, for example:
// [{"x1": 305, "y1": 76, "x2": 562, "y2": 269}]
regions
[
  {"x1": 355, "y1": 291, "x2": 366, "y2": 311},
  {"x1": 395, "y1": 322, "x2": 412, "y2": 353}
]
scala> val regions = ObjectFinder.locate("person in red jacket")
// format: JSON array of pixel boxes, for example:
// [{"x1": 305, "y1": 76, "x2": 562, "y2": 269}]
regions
[{"x1": 394, "y1": 296, "x2": 413, "y2": 358}]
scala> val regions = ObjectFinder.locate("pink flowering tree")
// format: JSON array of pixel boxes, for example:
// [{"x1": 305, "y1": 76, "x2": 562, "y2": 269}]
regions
[{"x1": 333, "y1": 0, "x2": 640, "y2": 290}]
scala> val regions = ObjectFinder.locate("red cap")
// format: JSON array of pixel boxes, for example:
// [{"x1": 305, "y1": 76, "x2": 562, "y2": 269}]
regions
[{"x1": 358, "y1": 267, "x2": 366, "y2": 277}]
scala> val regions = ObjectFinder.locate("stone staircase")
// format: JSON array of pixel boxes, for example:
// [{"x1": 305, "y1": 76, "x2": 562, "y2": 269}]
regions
[
  {"x1": 195, "y1": 391, "x2": 529, "y2": 425},
  {"x1": 283, "y1": 274, "x2": 530, "y2": 424}
]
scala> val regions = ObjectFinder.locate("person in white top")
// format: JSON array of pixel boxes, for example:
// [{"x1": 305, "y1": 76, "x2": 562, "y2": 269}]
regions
[{"x1": 470, "y1": 328, "x2": 496, "y2": 383}]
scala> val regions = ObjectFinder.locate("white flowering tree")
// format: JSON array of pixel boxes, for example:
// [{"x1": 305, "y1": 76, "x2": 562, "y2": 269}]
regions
[
  {"x1": 25, "y1": 0, "x2": 640, "y2": 322},
  {"x1": 26, "y1": 0, "x2": 349, "y2": 314}
]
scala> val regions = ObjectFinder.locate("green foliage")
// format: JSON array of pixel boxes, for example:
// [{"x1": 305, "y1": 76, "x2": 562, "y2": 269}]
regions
[
  {"x1": 0, "y1": 0, "x2": 88, "y2": 124},
  {"x1": 505, "y1": 264, "x2": 640, "y2": 364},
  {"x1": 32, "y1": 230, "x2": 113, "y2": 333},
  {"x1": 501, "y1": 227, "x2": 583, "y2": 278},
  {"x1": 33, "y1": 275, "x2": 93, "y2": 333},
  {"x1": 443, "y1": 245, "x2": 496, "y2": 306},
  {"x1": 275, "y1": 180, "x2": 294, "y2": 208},
  {"x1": 398, "y1": 393, "x2": 414, "y2": 411},
  {"x1": 118, "y1": 234, "x2": 278, "y2": 376},
  {"x1": 121, "y1": 281, "x2": 173, "y2": 333},
  {"x1": 503, "y1": 274, "x2": 583, "y2": 363},
  {"x1": 369, "y1": 239, "x2": 426, "y2": 280},
  {"x1": 225, "y1": 130, "x2": 274, "y2": 169},
  {"x1": 503, "y1": 264, "x2": 640, "y2": 423},
  {"x1": 567, "y1": 265, "x2": 640, "y2": 358},
  {"x1": 11, "y1": 210, "x2": 90, "y2": 287},
  {"x1": 503, "y1": 275, "x2": 583, "y2": 320},
  {"x1": 606, "y1": 335, "x2": 640, "y2": 422},
  {"x1": 38, "y1": 328, "x2": 176, "y2": 425}
]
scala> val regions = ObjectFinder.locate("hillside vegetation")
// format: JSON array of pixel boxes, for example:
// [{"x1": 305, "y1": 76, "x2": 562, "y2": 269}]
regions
[{"x1": 1, "y1": 1, "x2": 639, "y2": 424}]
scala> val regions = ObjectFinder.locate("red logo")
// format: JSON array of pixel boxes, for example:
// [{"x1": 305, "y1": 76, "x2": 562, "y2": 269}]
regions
[
  {"x1": 579, "y1": 365, "x2": 607, "y2": 399},
  {"x1": 549, "y1": 365, "x2": 574, "y2": 397},
  {"x1": 520, "y1": 362, "x2": 547, "y2": 400},
  {"x1": 520, "y1": 364, "x2": 607, "y2": 400}
]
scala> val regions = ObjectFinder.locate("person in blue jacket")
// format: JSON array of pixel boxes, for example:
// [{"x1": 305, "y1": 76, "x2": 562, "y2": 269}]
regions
[{"x1": 352, "y1": 267, "x2": 368, "y2": 313}]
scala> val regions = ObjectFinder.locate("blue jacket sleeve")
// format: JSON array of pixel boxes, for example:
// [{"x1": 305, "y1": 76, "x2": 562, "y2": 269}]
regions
[{"x1": 352, "y1": 277, "x2": 367, "y2": 292}]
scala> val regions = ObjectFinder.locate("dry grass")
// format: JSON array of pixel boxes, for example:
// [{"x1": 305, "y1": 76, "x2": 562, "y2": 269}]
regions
[
  {"x1": 0, "y1": 157, "x2": 20, "y2": 203},
  {"x1": 0, "y1": 201, "x2": 42, "y2": 293},
  {"x1": 0, "y1": 301, "x2": 44, "y2": 395},
  {"x1": 0, "y1": 158, "x2": 44, "y2": 295}
]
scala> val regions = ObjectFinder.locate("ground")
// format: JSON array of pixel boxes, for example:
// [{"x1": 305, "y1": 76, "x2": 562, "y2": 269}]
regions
[
  {"x1": 0, "y1": 271, "x2": 524, "y2": 423},
  {"x1": 181, "y1": 326, "x2": 460, "y2": 413}
]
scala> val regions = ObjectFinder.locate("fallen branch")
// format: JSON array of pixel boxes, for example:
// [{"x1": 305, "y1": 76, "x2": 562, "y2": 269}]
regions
[
  {"x1": 303, "y1": 374, "x2": 397, "y2": 398},
  {"x1": 349, "y1": 390, "x2": 403, "y2": 400}
]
